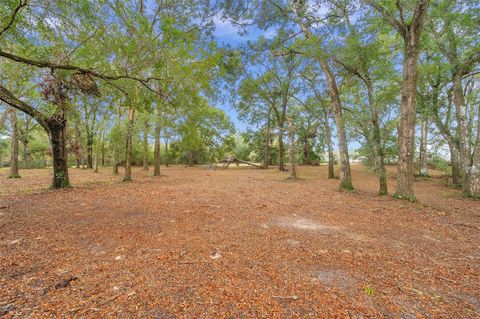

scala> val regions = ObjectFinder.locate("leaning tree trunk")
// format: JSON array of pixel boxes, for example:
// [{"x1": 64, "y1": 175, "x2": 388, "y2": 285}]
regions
[
  {"x1": 123, "y1": 108, "x2": 135, "y2": 182},
  {"x1": 47, "y1": 116, "x2": 70, "y2": 188},
  {"x1": 394, "y1": 43, "x2": 421, "y2": 201},
  {"x1": 8, "y1": 108, "x2": 20, "y2": 178},
  {"x1": 321, "y1": 61, "x2": 353, "y2": 189},
  {"x1": 143, "y1": 119, "x2": 149, "y2": 171},
  {"x1": 321, "y1": 61, "x2": 352, "y2": 188},
  {"x1": 291, "y1": 5, "x2": 350, "y2": 187},
  {"x1": 153, "y1": 113, "x2": 161, "y2": 176},
  {"x1": 418, "y1": 119, "x2": 429, "y2": 177},
  {"x1": 324, "y1": 110, "x2": 335, "y2": 179}
]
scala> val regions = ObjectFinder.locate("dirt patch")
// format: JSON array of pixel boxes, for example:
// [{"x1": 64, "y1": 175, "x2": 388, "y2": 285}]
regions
[
  {"x1": 314, "y1": 268, "x2": 359, "y2": 291},
  {"x1": 275, "y1": 217, "x2": 341, "y2": 233}
]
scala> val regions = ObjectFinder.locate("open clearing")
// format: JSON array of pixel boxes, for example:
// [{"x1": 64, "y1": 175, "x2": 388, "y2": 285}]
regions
[{"x1": 0, "y1": 164, "x2": 479, "y2": 318}]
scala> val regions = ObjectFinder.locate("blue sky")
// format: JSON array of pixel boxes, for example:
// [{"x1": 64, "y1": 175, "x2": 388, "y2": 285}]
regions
[{"x1": 212, "y1": 17, "x2": 276, "y2": 133}]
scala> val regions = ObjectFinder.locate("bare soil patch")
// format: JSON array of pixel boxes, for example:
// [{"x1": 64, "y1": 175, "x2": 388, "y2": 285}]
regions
[{"x1": 0, "y1": 164, "x2": 479, "y2": 318}]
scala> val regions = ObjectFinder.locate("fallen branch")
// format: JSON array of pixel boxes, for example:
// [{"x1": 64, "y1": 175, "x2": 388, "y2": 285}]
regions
[{"x1": 217, "y1": 157, "x2": 263, "y2": 169}]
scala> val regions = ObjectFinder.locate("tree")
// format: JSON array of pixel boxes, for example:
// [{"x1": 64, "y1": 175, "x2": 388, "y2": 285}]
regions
[
  {"x1": 291, "y1": 0, "x2": 353, "y2": 190},
  {"x1": 365, "y1": 0, "x2": 430, "y2": 200},
  {"x1": 429, "y1": 0, "x2": 480, "y2": 197}
]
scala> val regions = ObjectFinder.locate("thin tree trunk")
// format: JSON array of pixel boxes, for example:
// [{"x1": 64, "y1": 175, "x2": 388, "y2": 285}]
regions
[
  {"x1": 101, "y1": 143, "x2": 105, "y2": 167},
  {"x1": 47, "y1": 116, "x2": 70, "y2": 188},
  {"x1": 324, "y1": 111, "x2": 335, "y2": 179},
  {"x1": 8, "y1": 107, "x2": 20, "y2": 178},
  {"x1": 143, "y1": 119, "x2": 149, "y2": 171},
  {"x1": 123, "y1": 107, "x2": 135, "y2": 182},
  {"x1": 112, "y1": 108, "x2": 121, "y2": 175},
  {"x1": 419, "y1": 119, "x2": 429, "y2": 176},
  {"x1": 263, "y1": 117, "x2": 270, "y2": 168},
  {"x1": 94, "y1": 130, "x2": 103, "y2": 173},
  {"x1": 22, "y1": 114, "x2": 30, "y2": 169},
  {"x1": 288, "y1": 118, "x2": 297, "y2": 179},
  {"x1": 86, "y1": 133, "x2": 93, "y2": 169},
  {"x1": 278, "y1": 127, "x2": 286, "y2": 171},
  {"x1": 153, "y1": 113, "x2": 161, "y2": 176},
  {"x1": 165, "y1": 136, "x2": 169, "y2": 167}
]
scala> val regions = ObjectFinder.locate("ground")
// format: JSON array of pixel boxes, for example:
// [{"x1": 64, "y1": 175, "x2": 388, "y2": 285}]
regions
[{"x1": 0, "y1": 164, "x2": 479, "y2": 318}]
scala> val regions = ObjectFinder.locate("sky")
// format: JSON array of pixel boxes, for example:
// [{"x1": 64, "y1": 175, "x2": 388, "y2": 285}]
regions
[{"x1": 212, "y1": 16, "x2": 276, "y2": 133}]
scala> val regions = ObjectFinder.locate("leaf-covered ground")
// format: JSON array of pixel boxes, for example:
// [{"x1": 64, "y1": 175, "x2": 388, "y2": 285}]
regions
[{"x1": 0, "y1": 165, "x2": 479, "y2": 318}]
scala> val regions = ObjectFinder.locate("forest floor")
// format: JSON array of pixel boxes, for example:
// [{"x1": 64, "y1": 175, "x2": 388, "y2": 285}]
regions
[{"x1": 0, "y1": 164, "x2": 479, "y2": 318}]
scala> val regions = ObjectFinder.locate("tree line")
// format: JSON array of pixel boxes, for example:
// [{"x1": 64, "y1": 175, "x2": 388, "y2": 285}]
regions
[{"x1": 0, "y1": 0, "x2": 479, "y2": 200}]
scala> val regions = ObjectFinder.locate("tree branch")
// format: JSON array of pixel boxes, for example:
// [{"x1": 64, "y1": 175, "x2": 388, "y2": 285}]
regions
[
  {"x1": 0, "y1": 49, "x2": 167, "y2": 97},
  {"x1": 0, "y1": 84, "x2": 48, "y2": 130},
  {"x1": 0, "y1": 0, "x2": 28, "y2": 38},
  {"x1": 363, "y1": 0, "x2": 406, "y2": 38}
]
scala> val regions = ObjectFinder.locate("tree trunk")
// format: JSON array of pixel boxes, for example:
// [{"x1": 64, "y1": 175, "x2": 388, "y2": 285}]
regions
[
  {"x1": 86, "y1": 133, "x2": 93, "y2": 169},
  {"x1": 263, "y1": 118, "x2": 270, "y2": 168},
  {"x1": 47, "y1": 116, "x2": 70, "y2": 189},
  {"x1": 101, "y1": 143, "x2": 105, "y2": 167},
  {"x1": 303, "y1": 136, "x2": 310, "y2": 165},
  {"x1": 165, "y1": 136, "x2": 169, "y2": 167},
  {"x1": 153, "y1": 120, "x2": 161, "y2": 176},
  {"x1": 448, "y1": 141, "x2": 461, "y2": 187},
  {"x1": 278, "y1": 127, "x2": 286, "y2": 171},
  {"x1": 112, "y1": 108, "x2": 122, "y2": 175},
  {"x1": 419, "y1": 119, "x2": 429, "y2": 177},
  {"x1": 394, "y1": 44, "x2": 421, "y2": 201},
  {"x1": 8, "y1": 108, "x2": 20, "y2": 178},
  {"x1": 371, "y1": 114, "x2": 388, "y2": 195},
  {"x1": 123, "y1": 108, "x2": 135, "y2": 182},
  {"x1": 112, "y1": 152, "x2": 119, "y2": 174},
  {"x1": 452, "y1": 73, "x2": 472, "y2": 194},
  {"x1": 94, "y1": 130, "x2": 103, "y2": 173},
  {"x1": 288, "y1": 119, "x2": 297, "y2": 179},
  {"x1": 320, "y1": 61, "x2": 353, "y2": 189},
  {"x1": 143, "y1": 119, "x2": 149, "y2": 171},
  {"x1": 22, "y1": 114, "x2": 30, "y2": 169},
  {"x1": 324, "y1": 111, "x2": 335, "y2": 179},
  {"x1": 73, "y1": 123, "x2": 82, "y2": 168},
  {"x1": 467, "y1": 109, "x2": 480, "y2": 197}
]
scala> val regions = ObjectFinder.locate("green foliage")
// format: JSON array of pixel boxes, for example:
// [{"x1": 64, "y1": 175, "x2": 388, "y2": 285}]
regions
[{"x1": 363, "y1": 286, "x2": 376, "y2": 297}]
